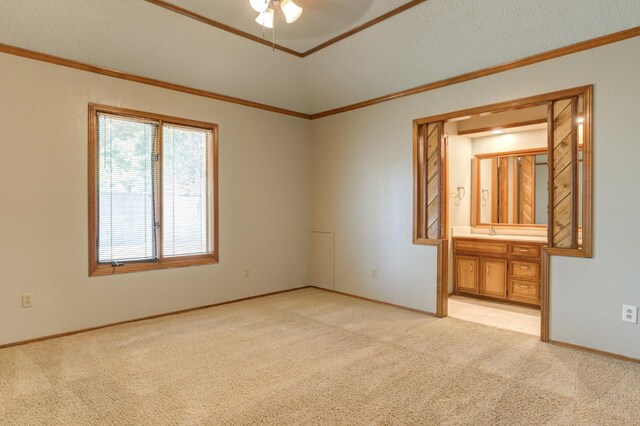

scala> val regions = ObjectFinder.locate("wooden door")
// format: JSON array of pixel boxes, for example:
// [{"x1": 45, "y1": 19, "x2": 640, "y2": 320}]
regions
[
  {"x1": 481, "y1": 259, "x2": 507, "y2": 298},
  {"x1": 519, "y1": 156, "x2": 535, "y2": 224},
  {"x1": 548, "y1": 97, "x2": 578, "y2": 248},
  {"x1": 414, "y1": 121, "x2": 446, "y2": 241},
  {"x1": 498, "y1": 157, "x2": 509, "y2": 223},
  {"x1": 455, "y1": 256, "x2": 478, "y2": 293}
]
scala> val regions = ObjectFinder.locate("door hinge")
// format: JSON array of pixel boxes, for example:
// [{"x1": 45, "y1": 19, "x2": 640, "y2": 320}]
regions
[{"x1": 153, "y1": 153, "x2": 160, "y2": 162}]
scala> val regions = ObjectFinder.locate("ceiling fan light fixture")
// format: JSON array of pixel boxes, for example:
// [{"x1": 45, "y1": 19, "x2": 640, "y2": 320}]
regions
[
  {"x1": 280, "y1": 0, "x2": 303, "y2": 23},
  {"x1": 250, "y1": 0, "x2": 269, "y2": 13},
  {"x1": 255, "y1": 6, "x2": 275, "y2": 29}
]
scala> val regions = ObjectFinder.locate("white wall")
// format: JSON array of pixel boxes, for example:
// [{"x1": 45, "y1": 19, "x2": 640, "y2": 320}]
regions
[
  {"x1": 472, "y1": 129, "x2": 547, "y2": 155},
  {"x1": 447, "y1": 131, "x2": 472, "y2": 292},
  {"x1": 310, "y1": 37, "x2": 640, "y2": 359},
  {"x1": 0, "y1": 0, "x2": 308, "y2": 112},
  {"x1": 479, "y1": 159, "x2": 493, "y2": 223},
  {"x1": 447, "y1": 133, "x2": 473, "y2": 230},
  {"x1": 0, "y1": 53, "x2": 311, "y2": 346}
]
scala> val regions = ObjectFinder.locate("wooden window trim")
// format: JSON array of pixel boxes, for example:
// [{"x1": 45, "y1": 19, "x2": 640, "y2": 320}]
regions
[
  {"x1": 88, "y1": 104, "x2": 219, "y2": 276},
  {"x1": 413, "y1": 85, "x2": 593, "y2": 258}
]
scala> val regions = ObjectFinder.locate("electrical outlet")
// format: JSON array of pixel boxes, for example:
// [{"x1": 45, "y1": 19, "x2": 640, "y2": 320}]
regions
[
  {"x1": 22, "y1": 293, "x2": 33, "y2": 308},
  {"x1": 243, "y1": 268, "x2": 251, "y2": 278},
  {"x1": 622, "y1": 305, "x2": 638, "y2": 324},
  {"x1": 371, "y1": 268, "x2": 377, "y2": 279}
]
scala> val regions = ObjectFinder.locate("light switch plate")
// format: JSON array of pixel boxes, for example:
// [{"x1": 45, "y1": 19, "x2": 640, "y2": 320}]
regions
[{"x1": 622, "y1": 305, "x2": 638, "y2": 324}]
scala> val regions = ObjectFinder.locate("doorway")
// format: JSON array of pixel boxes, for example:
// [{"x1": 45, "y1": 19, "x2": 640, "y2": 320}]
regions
[
  {"x1": 412, "y1": 85, "x2": 593, "y2": 341},
  {"x1": 445, "y1": 111, "x2": 548, "y2": 336}
]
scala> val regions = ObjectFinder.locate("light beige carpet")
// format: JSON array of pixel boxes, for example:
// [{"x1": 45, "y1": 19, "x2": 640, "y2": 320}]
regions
[{"x1": 1, "y1": 288, "x2": 639, "y2": 425}]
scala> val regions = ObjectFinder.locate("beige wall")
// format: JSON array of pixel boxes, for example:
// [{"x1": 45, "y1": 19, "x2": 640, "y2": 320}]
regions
[
  {"x1": 310, "y1": 37, "x2": 640, "y2": 359},
  {"x1": 310, "y1": 111, "x2": 439, "y2": 312},
  {"x1": 0, "y1": 53, "x2": 311, "y2": 346},
  {"x1": 2, "y1": 33, "x2": 639, "y2": 360}
]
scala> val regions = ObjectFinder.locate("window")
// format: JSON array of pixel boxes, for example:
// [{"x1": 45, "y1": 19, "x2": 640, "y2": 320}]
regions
[{"x1": 89, "y1": 104, "x2": 218, "y2": 275}]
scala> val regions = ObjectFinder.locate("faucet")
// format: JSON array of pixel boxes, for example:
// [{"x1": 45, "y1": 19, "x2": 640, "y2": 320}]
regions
[{"x1": 489, "y1": 225, "x2": 497, "y2": 236}]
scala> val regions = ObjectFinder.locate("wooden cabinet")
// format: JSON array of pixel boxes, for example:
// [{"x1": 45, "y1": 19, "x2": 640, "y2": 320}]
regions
[
  {"x1": 456, "y1": 256, "x2": 478, "y2": 293},
  {"x1": 453, "y1": 237, "x2": 545, "y2": 306},
  {"x1": 481, "y1": 259, "x2": 507, "y2": 298}
]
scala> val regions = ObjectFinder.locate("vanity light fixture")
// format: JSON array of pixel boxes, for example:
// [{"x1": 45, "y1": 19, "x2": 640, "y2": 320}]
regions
[{"x1": 490, "y1": 129, "x2": 505, "y2": 135}]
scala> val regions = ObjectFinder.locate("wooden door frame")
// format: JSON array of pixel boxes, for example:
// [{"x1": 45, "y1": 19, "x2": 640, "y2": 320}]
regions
[{"x1": 413, "y1": 85, "x2": 593, "y2": 342}]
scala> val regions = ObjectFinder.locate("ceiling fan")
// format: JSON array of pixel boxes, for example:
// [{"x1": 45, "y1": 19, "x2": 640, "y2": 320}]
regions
[{"x1": 249, "y1": 0, "x2": 303, "y2": 29}]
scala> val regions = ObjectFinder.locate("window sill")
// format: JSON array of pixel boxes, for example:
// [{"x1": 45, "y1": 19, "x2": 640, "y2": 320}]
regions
[{"x1": 89, "y1": 254, "x2": 218, "y2": 277}]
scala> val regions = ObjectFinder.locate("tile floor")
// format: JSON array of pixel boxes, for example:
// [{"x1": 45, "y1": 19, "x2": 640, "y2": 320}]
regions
[{"x1": 448, "y1": 295, "x2": 540, "y2": 336}]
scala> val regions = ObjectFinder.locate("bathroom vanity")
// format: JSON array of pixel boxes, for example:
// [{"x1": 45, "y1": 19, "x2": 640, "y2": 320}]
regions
[{"x1": 453, "y1": 236, "x2": 546, "y2": 306}]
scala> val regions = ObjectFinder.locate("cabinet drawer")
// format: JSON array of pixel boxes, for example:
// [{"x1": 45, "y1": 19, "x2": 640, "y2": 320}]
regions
[
  {"x1": 510, "y1": 279, "x2": 539, "y2": 300},
  {"x1": 511, "y1": 261, "x2": 539, "y2": 279},
  {"x1": 509, "y1": 244, "x2": 540, "y2": 258},
  {"x1": 455, "y1": 240, "x2": 507, "y2": 255}
]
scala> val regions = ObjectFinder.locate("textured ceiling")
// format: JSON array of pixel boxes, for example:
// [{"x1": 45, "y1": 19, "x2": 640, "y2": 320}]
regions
[
  {"x1": 169, "y1": 0, "x2": 409, "y2": 52},
  {"x1": 302, "y1": 0, "x2": 640, "y2": 112},
  {"x1": 0, "y1": 0, "x2": 309, "y2": 112},
  {"x1": 1, "y1": 0, "x2": 638, "y2": 115}
]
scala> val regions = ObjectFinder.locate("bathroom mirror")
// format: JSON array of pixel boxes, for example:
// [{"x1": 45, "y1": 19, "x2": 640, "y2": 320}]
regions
[
  {"x1": 473, "y1": 148, "x2": 583, "y2": 227},
  {"x1": 476, "y1": 150, "x2": 548, "y2": 225}
]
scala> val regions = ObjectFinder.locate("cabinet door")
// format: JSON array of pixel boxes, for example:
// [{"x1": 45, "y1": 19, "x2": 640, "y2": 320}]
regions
[
  {"x1": 482, "y1": 259, "x2": 507, "y2": 298},
  {"x1": 456, "y1": 256, "x2": 478, "y2": 293}
]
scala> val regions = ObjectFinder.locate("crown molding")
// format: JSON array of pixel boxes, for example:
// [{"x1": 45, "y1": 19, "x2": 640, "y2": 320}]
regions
[
  {"x1": 0, "y1": 43, "x2": 310, "y2": 119},
  {"x1": 144, "y1": 0, "x2": 428, "y2": 58},
  {"x1": 310, "y1": 26, "x2": 640, "y2": 119},
  {"x1": 0, "y1": 27, "x2": 638, "y2": 121}
]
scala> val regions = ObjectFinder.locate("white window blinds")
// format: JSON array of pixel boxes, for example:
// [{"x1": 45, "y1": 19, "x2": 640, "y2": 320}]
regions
[
  {"x1": 97, "y1": 113, "x2": 158, "y2": 263},
  {"x1": 162, "y1": 125, "x2": 212, "y2": 257}
]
